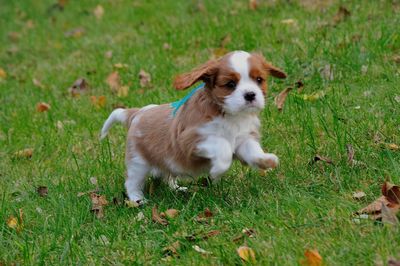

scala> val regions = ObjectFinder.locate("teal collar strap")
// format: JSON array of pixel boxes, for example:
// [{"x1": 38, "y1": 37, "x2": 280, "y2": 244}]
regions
[{"x1": 170, "y1": 83, "x2": 205, "y2": 116}]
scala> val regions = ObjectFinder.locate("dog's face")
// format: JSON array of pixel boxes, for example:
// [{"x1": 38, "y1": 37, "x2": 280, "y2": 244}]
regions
[{"x1": 173, "y1": 51, "x2": 286, "y2": 115}]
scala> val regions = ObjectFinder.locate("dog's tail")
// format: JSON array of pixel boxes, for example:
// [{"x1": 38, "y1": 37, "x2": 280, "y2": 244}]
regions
[{"x1": 100, "y1": 108, "x2": 140, "y2": 140}]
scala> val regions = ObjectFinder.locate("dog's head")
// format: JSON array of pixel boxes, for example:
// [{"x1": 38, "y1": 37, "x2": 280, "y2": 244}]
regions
[{"x1": 173, "y1": 51, "x2": 286, "y2": 114}]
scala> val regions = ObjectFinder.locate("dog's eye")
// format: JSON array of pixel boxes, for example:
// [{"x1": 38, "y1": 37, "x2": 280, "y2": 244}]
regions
[
  {"x1": 256, "y1": 77, "x2": 264, "y2": 84},
  {"x1": 226, "y1": 80, "x2": 236, "y2": 89}
]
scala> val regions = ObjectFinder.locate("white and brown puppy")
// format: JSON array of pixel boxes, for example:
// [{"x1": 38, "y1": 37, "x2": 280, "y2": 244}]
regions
[{"x1": 101, "y1": 51, "x2": 286, "y2": 203}]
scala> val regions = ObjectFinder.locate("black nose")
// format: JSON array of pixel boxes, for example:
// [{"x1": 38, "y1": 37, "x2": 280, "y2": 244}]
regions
[{"x1": 244, "y1": 92, "x2": 256, "y2": 102}]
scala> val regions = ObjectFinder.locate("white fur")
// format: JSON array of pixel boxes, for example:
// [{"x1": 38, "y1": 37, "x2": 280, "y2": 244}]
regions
[
  {"x1": 224, "y1": 51, "x2": 265, "y2": 114},
  {"x1": 100, "y1": 108, "x2": 126, "y2": 139},
  {"x1": 125, "y1": 153, "x2": 149, "y2": 202},
  {"x1": 196, "y1": 113, "x2": 265, "y2": 181}
]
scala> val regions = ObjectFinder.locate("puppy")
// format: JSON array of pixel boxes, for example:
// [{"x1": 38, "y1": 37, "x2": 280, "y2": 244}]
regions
[{"x1": 101, "y1": 51, "x2": 286, "y2": 203}]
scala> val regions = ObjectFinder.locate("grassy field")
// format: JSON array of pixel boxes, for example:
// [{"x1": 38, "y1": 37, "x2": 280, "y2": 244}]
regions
[{"x1": 1, "y1": 0, "x2": 400, "y2": 265}]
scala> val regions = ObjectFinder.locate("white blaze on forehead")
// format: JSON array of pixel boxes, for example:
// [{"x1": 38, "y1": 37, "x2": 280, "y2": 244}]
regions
[{"x1": 229, "y1": 51, "x2": 251, "y2": 78}]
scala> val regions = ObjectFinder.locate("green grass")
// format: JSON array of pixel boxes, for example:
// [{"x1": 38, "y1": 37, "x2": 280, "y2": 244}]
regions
[{"x1": 1, "y1": 0, "x2": 400, "y2": 264}]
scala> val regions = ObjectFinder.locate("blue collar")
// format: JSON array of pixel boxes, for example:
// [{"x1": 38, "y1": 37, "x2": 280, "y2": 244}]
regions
[{"x1": 170, "y1": 83, "x2": 205, "y2": 116}]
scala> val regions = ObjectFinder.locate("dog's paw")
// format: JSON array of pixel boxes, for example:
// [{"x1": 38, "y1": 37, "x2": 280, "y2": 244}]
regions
[{"x1": 256, "y1": 153, "x2": 279, "y2": 169}]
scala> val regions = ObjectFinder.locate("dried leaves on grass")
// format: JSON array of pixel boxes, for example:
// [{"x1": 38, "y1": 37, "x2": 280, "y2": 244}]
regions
[
  {"x1": 152, "y1": 205, "x2": 169, "y2": 226},
  {"x1": 68, "y1": 78, "x2": 90, "y2": 97},
  {"x1": 237, "y1": 246, "x2": 256, "y2": 263},
  {"x1": 36, "y1": 102, "x2": 51, "y2": 112},
  {"x1": 275, "y1": 87, "x2": 293, "y2": 111},
  {"x1": 355, "y1": 182, "x2": 400, "y2": 224},
  {"x1": 300, "y1": 249, "x2": 323, "y2": 266},
  {"x1": 37, "y1": 186, "x2": 48, "y2": 197},
  {"x1": 90, "y1": 192, "x2": 108, "y2": 219}
]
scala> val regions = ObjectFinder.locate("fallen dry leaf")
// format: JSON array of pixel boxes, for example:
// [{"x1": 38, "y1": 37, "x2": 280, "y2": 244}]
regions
[
  {"x1": 295, "y1": 80, "x2": 304, "y2": 93},
  {"x1": 356, "y1": 195, "x2": 389, "y2": 220},
  {"x1": 301, "y1": 249, "x2": 323, "y2": 266},
  {"x1": 0, "y1": 68, "x2": 7, "y2": 80},
  {"x1": 13, "y1": 148, "x2": 33, "y2": 159},
  {"x1": 124, "y1": 199, "x2": 140, "y2": 208},
  {"x1": 275, "y1": 87, "x2": 293, "y2": 111},
  {"x1": 312, "y1": 155, "x2": 334, "y2": 165},
  {"x1": 6, "y1": 209, "x2": 23, "y2": 233},
  {"x1": 193, "y1": 245, "x2": 212, "y2": 255},
  {"x1": 90, "y1": 95, "x2": 106, "y2": 108},
  {"x1": 117, "y1": 86, "x2": 129, "y2": 97},
  {"x1": 237, "y1": 246, "x2": 256, "y2": 263},
  {"x1": 33, "y1": 78, "x2": 44, "y2": 89},
  {"x1": 90, "y1": 192, "x2": 108, "y2": 219},
  {"x1": 6, "y1": 216, "x2": 18, "y2": 229},
  {"x1": 64, "y1": 27, "x2": 85, "y2": 38},
  {"x1": 242, "y1": 228, "x2": 256, "y2": 238},
  {"x1": 163, "y1": 241, "x2": 181, "y2": 257},
  {"x1": 195, "y1": 208, "x2": 213, "y2": 223},
  {"x1": 321, "y1": 64, "x2": 334, "y2": 80},
  {"x1": 36, "y1": 102, "x2": 51, "y2": 112},
  {"x1": 186, "y1": 230, "x2": 221, "y2": 241},
  {"x1": 114, "y1": 63, "x2": 128, "y2": 69},
  {"x1": 301, "y1": 90, "x2": 326, "y2": 101},
  {"x1": 333, "y1": 6, "x2": 351, "y2": 25},
  {"x1": 388, "y1": 259, "x2": 400, "y2": 266},
  {"x1": 163, "y1": 43, "x2": 171, "y2": 50},
  {"x1": 106, "y1": 71, "x2": 120, "y2": 92},
  {"x1": 387, "y1": 143, "x2": 399, "y2": 151},
  {"x1": 346, "y1": 144, "x2": 355, "y2": 166},
  {"x1": 93, "y1": 5, "x2": 104, "y2": 19},
  {"x1": 249, "y1": 0, "x2": 258, "y2": 10},
  {"x1": 139, "y1": 69, "x2": 151, "y2": 87},
  {"x1": 152, "y1": 205, "x2": 169, "y2": 226},
  {"x1": 381, "y1": 202, "x2": 399, "y2": 226},
  {"x1": 382, "y1": 181, "x2": 400, "y2": 204},
  {"x1": 26, "y1": 20, "x2": 35, "y2": 29},
  {"x1": 352, "y1": 191, "x2": 366, "y2": 200},
  {"x1": 37, "y1": 186, "x2": 48, "y2": 197},
  {"x1": 68, "y1": 78, "x2": 90, "y2": 97},
  {"x1": 164, "y1": 209, "x2": 179, "y2": 219},
  {"x1": 281, "y1": 18, "x2": 296, "y2": 25}
]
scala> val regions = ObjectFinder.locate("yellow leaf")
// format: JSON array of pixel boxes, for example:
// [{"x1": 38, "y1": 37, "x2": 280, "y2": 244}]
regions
[
  {"x1": 302, "y1": 91, "x2": 326, "y2": 101},
  {"x1": 90, "y1": 96, "x2": 106, "y2": 108},
  {"x1": 387, "y1": 143, "x2": 399, "y2": 151},
  {"x1": 164, "y1": 209, "x2": 179, "y2": 219},
  {"x1": 7, "y1": 216, "x2": 18, "y2": 229},
  {"x1": 0, "y1": 68, "x2": 7, "y2": 79},
  {"x1": 237, "y1": 246, "x2": 256, "y2": 263},
  {"x1": 301, "y1": 249, "x2": 323, "y2": 266},
  {"x1": 114, "y1": 63, "x2": 128, "y2": 69},
  {"x1": 14, "y1": 148, "x2": 33, "y2": 159}
]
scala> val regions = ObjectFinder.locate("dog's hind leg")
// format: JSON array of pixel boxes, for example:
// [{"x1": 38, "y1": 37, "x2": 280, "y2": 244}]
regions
[{"x1": 125, "y1": 153, "x2": 149, "y2": 204}]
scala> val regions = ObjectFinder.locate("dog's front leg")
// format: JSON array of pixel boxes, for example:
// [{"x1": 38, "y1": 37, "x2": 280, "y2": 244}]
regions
[
  {"x1": 235, "y1": 138, "x2": 279, "y2": 169},
  {"x1": 197, "y1": 136, "x2": 233, "y2": 182}
]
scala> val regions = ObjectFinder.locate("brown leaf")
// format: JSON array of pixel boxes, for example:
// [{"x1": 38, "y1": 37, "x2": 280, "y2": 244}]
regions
[
  {"x1": 388, "y1": 259, "x2": 400, "y2": 266},
  {"x1": 275, "y1": 87, "x2": 293, "y2": 111},
  {"x1": 164, "y1": 209, "x2": 179, "y2": 219},
  {"x1": 295, "y1": 80, "x2": 304, "y2": 93},
  {"x1": 346, "y1": 144, "x2": 355, "y2": 165},
  {"x1": 382, "y1": 182, "x2": 400, "y2": 205},
  {"x1": 139, "y1": 69, "x2": 151, "y2": 87},
  {"x1": 64, "y1": 27, "x2": 85, "y2": 38},
  {"x1": 237, "y1": 246, "x2": 256, "y2": 263},
  {"x1": 187, "y1": 230, "x2": 221, "y2": 241},
  {"x1": 356, "y1": 195, "x2": 394, "y2": 220},
  {"x1": 93, "y1": 5, "x2": 104, "y2": 19},
  {"x1": 393, "y1": 55, "x2": 400, "y2": 64},
  {"x1": 333, "y1": 6, "x2": 351, "y2": 25},
  {"x1": 152, "y1": 205, "x2": 169, "y2": 226},
  {"x1": 249, "y1": 0, "x2": 259, "y2": 10},
  {"x1": 352, "y1": 191, "x2": 366, "y2": 200},
  {"x1": 13, "y1": 148, "x2": 33, "y2": 159},
  {"x1": 106, "y1": 71, "x2": 120, "y2": 92},
  {"x1": 163, "y1": 241, "x2": 180, "y2": 257},
  {"x1": 301, "y1": 249, "x2": 323, "y2": 266},
  {"x1": 36, "y1": 102, "x2": 51, "y2": 112},
  {"x1": 68, "y1": 78, "x2": 90, "y2": 97},
  {"x1": 381, "y1": 202, "x2": 399, "y2": 226},
  {"x1": 195, "y1": 208, "x2": 213, "y2": 223},
  {"x1": 312, "y1": 155, "x2": 334, "y2": 165},
  {"x1": 37, "y1": 186, "x2": 48, "y2": 197},
  {"x1": 242, "y1": 228, "x2": 256, "y2": 238},
  {"x1": 90, "y1": 95, "x2": 106, "y2": 108},
  {"x1": 90, "y1": 192, "x2": 108, "y2": 219}
]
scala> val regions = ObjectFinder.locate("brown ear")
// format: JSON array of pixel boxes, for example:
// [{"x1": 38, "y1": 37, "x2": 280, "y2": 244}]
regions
[
  {"x1": 264, "y1": 63, "x2": 287, "y2": 79},
  {"x1": 173, "y1": 60, "x2": 218, "y2": 90}
]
